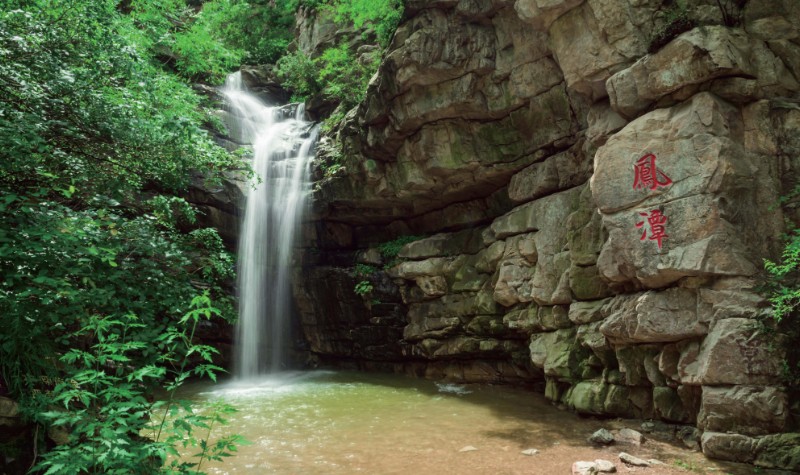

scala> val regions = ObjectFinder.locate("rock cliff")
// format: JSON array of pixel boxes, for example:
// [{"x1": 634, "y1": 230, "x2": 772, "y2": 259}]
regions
[{"x1": 293, "y1": 0, "x2": 800, "y2": 469}]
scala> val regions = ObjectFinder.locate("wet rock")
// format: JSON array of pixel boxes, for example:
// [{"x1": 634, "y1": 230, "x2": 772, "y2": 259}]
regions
[
  {"x1": 618, "y1": 452, "x2": 649, "y2": 467},
  {"x1": 0, "y1": 397, "x2": 20, "y2": 427},
  {"x1": 186, "y1": 171, "x2": 246, "y2": 247},
  {"x1": 239, "y1": 64, "x2": 289, "y2": 105},
  {"x1": 588, "y1": 428, "x2": 615, "y2": 445}
]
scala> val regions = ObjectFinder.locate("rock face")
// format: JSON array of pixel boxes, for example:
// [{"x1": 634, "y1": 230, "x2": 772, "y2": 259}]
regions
[{"x1": 292, "y1": 0, "x2": 800, "y2": 470}]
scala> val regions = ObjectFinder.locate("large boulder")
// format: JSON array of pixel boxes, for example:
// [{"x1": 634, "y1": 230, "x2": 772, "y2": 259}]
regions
[
  {"x1": 548, "y1": 0, "x2": 661, "y2": 100},
  {"x1": 607, "y1": 26, "x2": 799, "y2": 118},
  {"x1": 599, "y1": 288, "x2": 708, "y2": 344},
  {"x1": 592, "y1": 92, "x2": 780, "y2": 289},
  {"x1": 698, "y1": 386, "x2": 787, "y2": 436}
]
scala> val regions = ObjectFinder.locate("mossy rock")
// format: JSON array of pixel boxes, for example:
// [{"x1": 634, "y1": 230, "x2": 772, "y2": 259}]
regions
[{"x1": 756, "y1": 433, "x2": 800, "y2": 471}]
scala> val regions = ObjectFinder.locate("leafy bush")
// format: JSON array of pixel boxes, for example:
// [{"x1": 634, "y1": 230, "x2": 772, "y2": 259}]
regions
[
  {"x1": 764, "y1": 229, "x2": 800, "y2": 388},
  {"x1": 275, "y1": 50, "x2": 323, "y2": 101},
  {"x1": 275, "y1": 0, "x2": 403, "y2": 126},
  {"x1": 0, "y1": 1, "x2": 244, "y2": 471},
  {"x1": 378, "y1": 236, "x2": 424, "y2": 262},
  {"x1": 31, "y1": 295, "x2": 242, "y2": 474},
  {"x1": 354, "y1": 263, "x2": 378, "y2": 278},
  {"x1": 190, "y1": 0, "x2": 299, "y2": 66},
  {"x1": 354, "y1": 280, "x2": 374, "y2": 296},
  {"x1": 764, "y1": 231, "x2": 800, "y2": 323},
  {"x1": 128, "y1": 0, "x2": 244, "y2": 82},
  {"x1": 276, "y1": 43, "x2": 380, "y2": 111},
  {"x1": 327, "y1": 0, "x2": 403, "y2": 48}
]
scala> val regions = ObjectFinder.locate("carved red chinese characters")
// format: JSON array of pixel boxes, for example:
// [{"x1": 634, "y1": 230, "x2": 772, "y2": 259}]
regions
[
  {"x1": 636, "y1": 210, "x2": 668, "y2": 249},
  {"x1": 632, "y1": 153, "x2": 672, "y2": 191},
  {"x1": 632, "y1": 153, "x2": 672, "y2": 249}
]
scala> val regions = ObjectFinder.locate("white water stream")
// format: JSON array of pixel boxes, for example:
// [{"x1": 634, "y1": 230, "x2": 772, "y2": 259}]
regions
[{"x1": 222, "y1": 72, "x2": 317, "y2": 378}]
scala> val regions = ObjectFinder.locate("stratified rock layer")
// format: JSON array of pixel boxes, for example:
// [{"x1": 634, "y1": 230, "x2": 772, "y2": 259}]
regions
[{"x1": 292, "y1": 0, "x2": 800, "y2": 470}]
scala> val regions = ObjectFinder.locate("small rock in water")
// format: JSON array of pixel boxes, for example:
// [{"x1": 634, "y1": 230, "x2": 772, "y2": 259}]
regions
[
  {"x1": 588, "y1": 428, "x2": 615, "y2": 445},
  {"x1": 571, "y1": 461, "x2": 597, "y2": 475},
  {"x1": 459, "y1": 445, "x2": 478, "y2": 452},
  {"x1": 619, "y1": 452, "x2": 650, "y2": 467},
  {"x1": 616, "y1": 428, "x2": 645, "y2": 445},
  {"x1": 436, "y1": 382, "x2": 473, "y2": 395},
  {"x1": 594, "y1": 459, "x2": 616, "y2": 472},
  {"x1": 521, "y1": 448, "x2": 539, "y2": 456}
]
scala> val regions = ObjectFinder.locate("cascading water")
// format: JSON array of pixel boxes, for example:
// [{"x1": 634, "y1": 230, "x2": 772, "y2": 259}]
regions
[{"x1": 222, "y1": 72, "x2": 317, "y2": 378}]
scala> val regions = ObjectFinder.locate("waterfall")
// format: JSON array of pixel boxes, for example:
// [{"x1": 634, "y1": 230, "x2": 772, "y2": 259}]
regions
[{"x1": 222, "y1": 72, "x2": 317, "y2": 378}]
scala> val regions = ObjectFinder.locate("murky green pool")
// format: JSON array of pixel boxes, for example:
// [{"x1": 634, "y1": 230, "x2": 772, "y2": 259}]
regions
[{"x1": 176, "y1": 371, "x2": 746, "y2": 474}]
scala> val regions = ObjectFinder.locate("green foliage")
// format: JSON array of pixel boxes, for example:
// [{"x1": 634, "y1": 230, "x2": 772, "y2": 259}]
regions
[
  {"x1": 316, "y1": 44, "x2": 367, "y2": 100},
  {"x1": 275, "y1": 0, "x2": 403, "y2": 126},
  {"x1": 374, "y1": 235, "x2": 424, "y2": 271},
  {"x1": 354, "y1": 280, "x2": 374, "y2": 296},
  {"x1": 765, "y1": 230, "x2": 800, "y2": 323},
  {"x1": 326, "y1": 0, "x2": 403, "y2": 48},
  {"x1": 275, "y1": 50, "x2": 322, "y2": 101},
  {"x1": 765, "y1": 229, "x2": 800, "y2": 389},
  {"x1": 378, "y1": 236, "x2": 423, "y2": 261},
  {"x1": 0, "y1": 0, "x2": 243, "y2": 471},
  {"x1": 30, "y1": 295, "x2": 242, "y2": 474},
  {"x1": 276, "y1": 44, "x2": 380, "y2": 113},
  {"x1": 313, "y1": 137, "x2": 345, "y2": 180},
  {"x1": 352, "y1": 265, "x2": 376, "y2": 296},
  {"x1": 191, "y1": 0, "x2": 298, "y2": 65},
  {"x1": 128, "y1": 0, "x2": 243, "y2": 82},
  {"x1": 354, "y1": 264, "x2": 378, "y2": 278}
]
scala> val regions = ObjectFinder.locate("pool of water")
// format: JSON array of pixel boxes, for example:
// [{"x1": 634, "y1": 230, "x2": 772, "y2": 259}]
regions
[{"x1": 175, "y1": 371, "x2": 749, "y2": 474}]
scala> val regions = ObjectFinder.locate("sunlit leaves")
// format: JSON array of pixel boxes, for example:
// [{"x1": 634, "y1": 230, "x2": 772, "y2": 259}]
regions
[
  {"x1": 765, "y1": 229, "x2": 800, "y2": 323},
  {"x1": 0, "y1": 0, "x2": 242, "y2": 472}
]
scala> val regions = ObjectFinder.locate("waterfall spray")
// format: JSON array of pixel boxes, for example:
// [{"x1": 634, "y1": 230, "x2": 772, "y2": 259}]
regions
[{"x1": 222, "y1": 72, "x2": 317, "y2": 378}]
